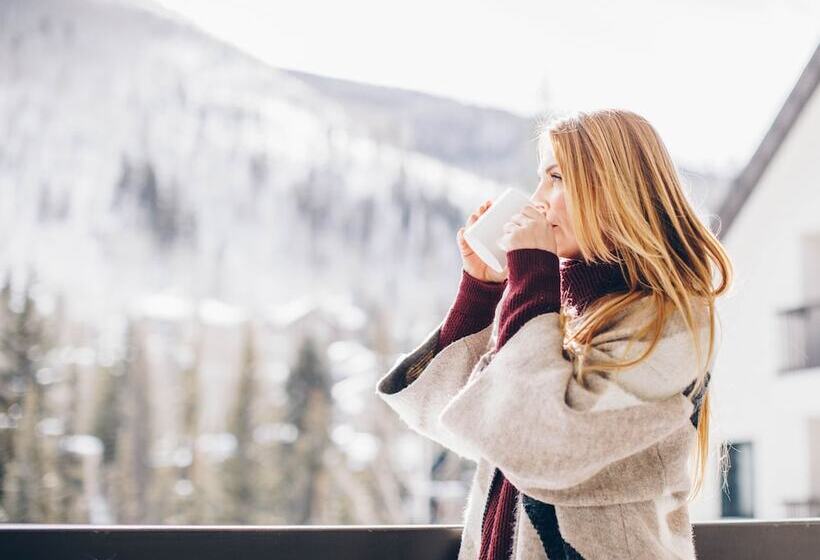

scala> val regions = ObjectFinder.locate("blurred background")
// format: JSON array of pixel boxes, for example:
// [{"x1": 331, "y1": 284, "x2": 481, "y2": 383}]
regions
[{"x1": 0, "y1": 0, "x2": 818, "y2": 525}]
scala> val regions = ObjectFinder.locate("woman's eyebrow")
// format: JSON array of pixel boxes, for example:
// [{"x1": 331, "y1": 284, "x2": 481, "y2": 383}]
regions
[{"x1": 545, "y1": 164, "x2": 559, "y2": 173}]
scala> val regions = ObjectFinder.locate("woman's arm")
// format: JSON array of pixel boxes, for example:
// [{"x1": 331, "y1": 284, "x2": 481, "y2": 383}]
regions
[
  {"x1": 436, "y1": 269, "x2": 506, "y2": 355},
  {"x1": 437, "y1": 293, "x2": 709, "y2": 496},
  {"x1": 494, "y1": 248, "x2": 560, "y2": 350},
  {"x1": 375, "y1": 268, "x2": 506, "y2": 461}
]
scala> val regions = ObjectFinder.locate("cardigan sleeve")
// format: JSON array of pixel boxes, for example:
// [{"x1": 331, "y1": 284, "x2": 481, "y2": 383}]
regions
[
  {"x1": 437, "y1": 269, "x2": 507, "y2": 354},
  {"x1": 374, "y1": 320, "x2": 496, "y2": 462},
  {"x1": 374, "y1": 269, "x2": 505, "y2": 461},
  {"x1": 495, "y1": 248, "x2": 560, "y2": 349},
  {"x1": 436, "y1": 298, "x2": 713, "y2": 495}
]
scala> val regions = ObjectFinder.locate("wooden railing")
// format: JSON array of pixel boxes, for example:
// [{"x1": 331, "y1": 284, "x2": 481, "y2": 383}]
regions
[{"x1": 3, "y1": 519, "x2": 820, "y2": 559}]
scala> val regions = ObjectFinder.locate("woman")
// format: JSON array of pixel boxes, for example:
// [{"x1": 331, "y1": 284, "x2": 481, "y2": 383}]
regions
[{"x1": 375, "y1": 108, "x2": 732, "y2": 559}]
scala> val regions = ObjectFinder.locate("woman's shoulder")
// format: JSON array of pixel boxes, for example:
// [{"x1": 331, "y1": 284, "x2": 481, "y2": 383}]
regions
[
  {"x1": 567, "y1": 291, "x2": 712, "y2": 336},
  {"x1": 572, "y1": 294, "x2": 716, "y2": 401}
]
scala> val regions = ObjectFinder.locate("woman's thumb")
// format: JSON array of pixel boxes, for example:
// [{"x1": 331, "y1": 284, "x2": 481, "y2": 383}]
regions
[{"x1": 457, "y1": 227, "x2": 468, "y2": 248}]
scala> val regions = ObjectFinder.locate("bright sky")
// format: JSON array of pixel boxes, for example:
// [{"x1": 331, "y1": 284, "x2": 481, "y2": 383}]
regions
[{"x1": 154, "y1": 0, "x2": 819, "y2": 173}]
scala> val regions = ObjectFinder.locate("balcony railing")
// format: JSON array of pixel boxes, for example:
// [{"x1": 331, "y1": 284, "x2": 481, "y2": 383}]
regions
[
  {"x1": 784, "y1": 498, "x2": 820, "y2": 518},
  {"x1": 3, "y1": 520, "x2": 820, "y2": 559},
  {"x1": 778, "y1": 300, "x2": 820, "y2": 372}
]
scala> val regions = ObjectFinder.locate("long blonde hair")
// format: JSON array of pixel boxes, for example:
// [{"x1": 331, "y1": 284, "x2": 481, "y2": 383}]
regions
[{"x1": 534, "y1": 108, "x2": 733, "y2": 499}]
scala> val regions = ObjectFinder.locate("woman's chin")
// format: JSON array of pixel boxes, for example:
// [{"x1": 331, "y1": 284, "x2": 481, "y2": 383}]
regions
[{"x1": 556, "y1": 247, "x2": 582, "y2": 260}]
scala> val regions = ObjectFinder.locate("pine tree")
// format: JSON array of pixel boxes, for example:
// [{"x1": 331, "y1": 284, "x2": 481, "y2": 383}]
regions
[
  {"x1": 0, "y1": 273, "x2": 53, "y2": 521},
  {"x1": 91, "y1": 355, "x2": 127, "y2": 524},
  {"x1": 0, "y1": 276, "x2": 13, "y2": 518},
  {"x1": 223, "y1": 322, "x2": 259, "y2": 523},
  {"x1": 281, "y1": 333, "x2": 332, "y2": 524},
  {"x1": 174, "y1": 331, "x2": 202, "y2": 523},
  {"x1": 92, "y1": 363, "x2": 125, "y2": 466},
  {"x1": 51, "y1": 362, "x2": 88, "y2": 523},
  {"x1": 112, "y1": 320, "x2": 154, "y2": 523}
]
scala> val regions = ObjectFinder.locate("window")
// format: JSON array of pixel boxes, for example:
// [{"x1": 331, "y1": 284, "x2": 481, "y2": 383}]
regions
[{"x1": 721, "y1": 441, "x2": 755, "y2": 518}]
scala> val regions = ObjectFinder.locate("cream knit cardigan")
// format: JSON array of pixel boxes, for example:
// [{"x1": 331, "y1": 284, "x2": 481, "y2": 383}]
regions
[{"x1": 375, "y1": 297, "x2": 717, "y2": 559}]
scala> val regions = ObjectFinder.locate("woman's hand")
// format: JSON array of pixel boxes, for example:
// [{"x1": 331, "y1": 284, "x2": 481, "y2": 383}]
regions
[
  {"x1": 457, "y1": 200, "x2": 509, "y2": 283},
  {"x1": 498, "y1": 203, "x2": 557, "y2": 254}
]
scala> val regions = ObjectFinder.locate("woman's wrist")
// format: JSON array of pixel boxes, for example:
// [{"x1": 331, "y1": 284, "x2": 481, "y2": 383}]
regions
[
  {"x1": 505, "y1": 248, "x2": 560, "y2": 308},
  {"x1": 507, "y1": 248, "x2": 558, "y2": 282},
  {"x1": 494, "y1": 249, "x2": 560, "y2": 349}
]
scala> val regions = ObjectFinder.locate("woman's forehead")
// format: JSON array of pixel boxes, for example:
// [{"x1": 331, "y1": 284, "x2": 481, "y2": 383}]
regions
[{"x1": 539, "y1": 142, "x2": 559, "y2": 172}]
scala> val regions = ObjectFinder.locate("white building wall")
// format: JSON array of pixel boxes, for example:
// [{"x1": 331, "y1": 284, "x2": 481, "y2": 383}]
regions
[{"x1": 690, "y1": 83, "x2": 820, "y2": 520}]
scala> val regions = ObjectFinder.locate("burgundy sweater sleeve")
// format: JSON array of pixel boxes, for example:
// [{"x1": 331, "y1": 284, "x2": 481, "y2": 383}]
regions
[
  {"x1": 495, "y1": 248, "x2": 560, "y2": 350},
  {"x1": 436, "y1": 269, "x2": 507, "y2": 352}
]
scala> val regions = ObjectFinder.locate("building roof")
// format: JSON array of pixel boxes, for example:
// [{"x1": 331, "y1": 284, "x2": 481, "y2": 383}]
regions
[{"x1": 717, "y1": 42, "x2": 820, "y2": 240}]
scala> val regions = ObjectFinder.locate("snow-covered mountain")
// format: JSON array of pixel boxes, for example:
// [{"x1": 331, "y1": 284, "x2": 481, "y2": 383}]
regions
[
  {"x1": 0, "y1": 0, "x2": 540, "y2": 336},
  {"x1": 0, "y1": 0, "x2": 728, "y2": 339}
]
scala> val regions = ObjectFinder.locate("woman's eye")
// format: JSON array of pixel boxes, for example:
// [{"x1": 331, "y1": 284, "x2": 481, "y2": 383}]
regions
[{"x1": 551, "y1": 174, "x2": 562, "y2": 183}]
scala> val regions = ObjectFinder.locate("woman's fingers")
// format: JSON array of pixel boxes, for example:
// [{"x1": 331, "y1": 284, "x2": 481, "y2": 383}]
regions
[
  {"x1": 467, "y1": 200, "x2": 492, "y2": 226},
  {"x1": 507, "y1": 213, "x2": 531, "y2": 227},
  {"x1": 457, "y1": 227, "x2": 472, "y2": 249},
  {"x1": 520, "y1": 205, "x2": 544, "y2": 219}
]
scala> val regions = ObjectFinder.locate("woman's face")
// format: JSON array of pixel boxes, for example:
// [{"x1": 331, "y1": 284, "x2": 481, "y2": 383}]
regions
[{"x1": 530, "y1": 145, "x2": 582, "y2": 260}]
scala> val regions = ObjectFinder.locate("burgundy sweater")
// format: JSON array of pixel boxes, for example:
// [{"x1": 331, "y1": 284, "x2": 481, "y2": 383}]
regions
[{"x1": 435, "y1": 248, "x2": 630, "y2": 560}]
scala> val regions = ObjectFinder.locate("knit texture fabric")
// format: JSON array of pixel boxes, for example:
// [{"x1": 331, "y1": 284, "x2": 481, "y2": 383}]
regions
[
  {"x1": 437, "y1": 268, "x2": 506, "y2": 351},
  {"x1": 559, "y1": 256, "x2": 630, "y2": 314},
  {"x1": 437, "y1": 249, "x2": 629, "y2": 560},
  {"x1": 376, "y1": 247, "x2": 714, "y2": 559}
]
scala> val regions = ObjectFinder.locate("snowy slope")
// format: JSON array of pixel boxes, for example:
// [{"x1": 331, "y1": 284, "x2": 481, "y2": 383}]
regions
[{"x1": 0, "y1": 0, "x2": 525, "y2": 333}]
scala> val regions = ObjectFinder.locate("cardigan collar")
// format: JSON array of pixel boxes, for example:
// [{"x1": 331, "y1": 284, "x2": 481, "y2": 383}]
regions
[{"x1": 559, "y1": 255, "x2": 630, "y2": 314}]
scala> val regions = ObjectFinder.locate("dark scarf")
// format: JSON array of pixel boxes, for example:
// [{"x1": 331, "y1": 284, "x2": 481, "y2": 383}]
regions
[{"x1": 559, "y1": 256, "x2": 630, "y2": 313}]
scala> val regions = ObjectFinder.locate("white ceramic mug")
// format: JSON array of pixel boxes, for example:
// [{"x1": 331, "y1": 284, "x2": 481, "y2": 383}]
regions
[{"x1": 463, "y1": 187, "x2": 534, "y2": 273}]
